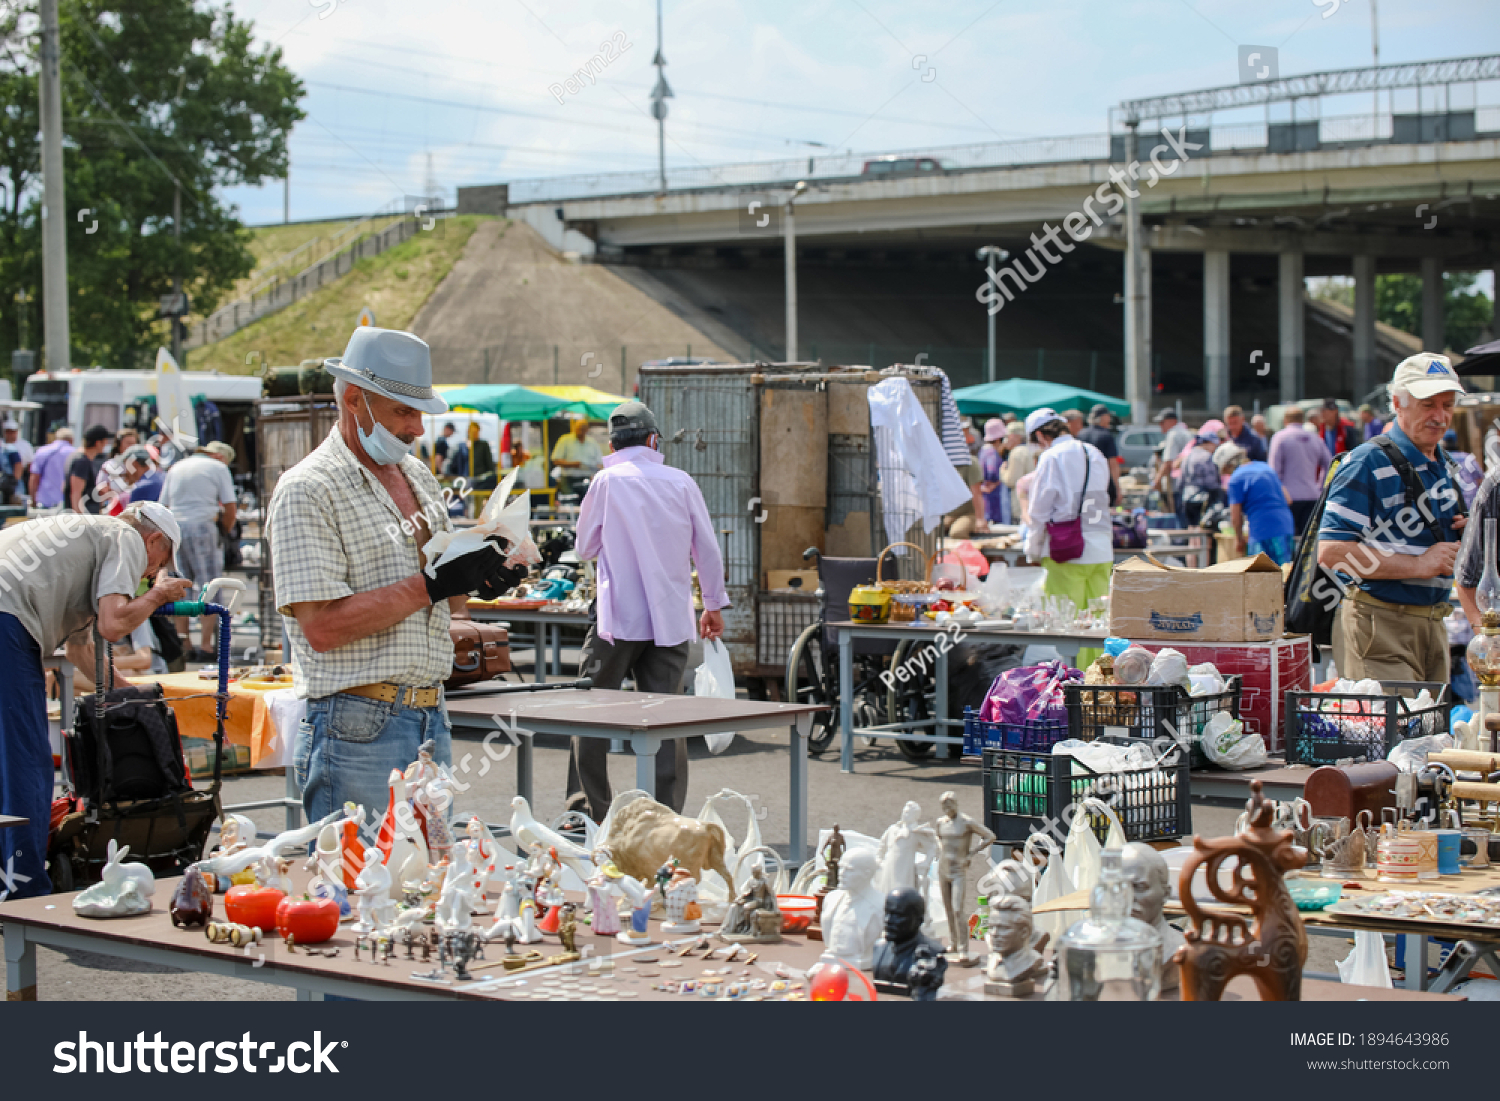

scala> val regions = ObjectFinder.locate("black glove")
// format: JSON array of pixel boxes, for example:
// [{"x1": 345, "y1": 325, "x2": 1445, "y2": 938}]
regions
[
  {"x1": 424, "y1": 543, "x2": 505, "y2": 604},
  {"x1": 475, "y1": 560, "x2": 529, "y2": 601}
]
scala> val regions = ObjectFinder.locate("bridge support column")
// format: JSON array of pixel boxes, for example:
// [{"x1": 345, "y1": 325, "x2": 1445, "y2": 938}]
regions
[
  {"x1": 1204, "y1": 250, "x2": 1230, "y2": 415},
  {"x1": 1353, "y1": 254, "x2": 1377, "y2": 399},
  {"x1": 1278, "y1": 248, "x2": 1305, "y2": 406},
  {"x1": 1123, "y1": 187, "x2": 1152, "y2": 425},
  {"x1": 1421, "y1": 255, "x2": 1445, "y2": 352}
]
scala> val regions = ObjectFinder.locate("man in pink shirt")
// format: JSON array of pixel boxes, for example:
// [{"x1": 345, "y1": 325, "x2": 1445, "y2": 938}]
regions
[{"x1": 565, "y1": 401, "x2": 729, "y2": 818}]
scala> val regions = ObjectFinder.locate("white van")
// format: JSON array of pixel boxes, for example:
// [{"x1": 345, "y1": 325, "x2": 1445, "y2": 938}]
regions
[{"x1": 20, "y1": 368, "x2": 262, "y2": 450}]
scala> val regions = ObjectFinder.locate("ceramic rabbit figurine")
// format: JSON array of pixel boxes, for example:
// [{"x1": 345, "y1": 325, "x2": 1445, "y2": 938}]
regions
[{"x1": 74, "y1": 840, "x2": 156, "y2": 918}]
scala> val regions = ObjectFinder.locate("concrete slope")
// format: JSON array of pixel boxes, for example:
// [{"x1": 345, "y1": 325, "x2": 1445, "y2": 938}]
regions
[{"x1": 410, "y1": 220, "x2": 732, "y2": 389}]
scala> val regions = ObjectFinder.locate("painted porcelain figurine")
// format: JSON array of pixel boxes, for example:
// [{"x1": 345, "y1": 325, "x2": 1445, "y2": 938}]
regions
[
  {"x1": 661, "y1": 862, "x2": 702, "y2": 935},
  {"x1": 198, "y1": 808, "x2": 351, "y2": 886},
  {"x1": 434, "y1": 842, "x2": 484, "y2": 934},
  {"x1": 406, "y1": 739, "x2": 459, "y2": 864},
  {"x1": 822, "y1": 849, "x2": 883, "y2": 969},
  {"x1": 616, "y1": 871, "x2": 653, "y2": 946},
  {"x1": 74, "y1": 840, "x2": 155, "y2": 918},
  {"x1": 587, "y1": 854, "x2": 626, "y2": 936}
]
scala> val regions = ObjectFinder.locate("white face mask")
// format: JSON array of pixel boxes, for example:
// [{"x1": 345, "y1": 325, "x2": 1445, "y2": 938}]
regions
[{"x1": 355, "y1": 389, "x2": 413, "y2": 466}]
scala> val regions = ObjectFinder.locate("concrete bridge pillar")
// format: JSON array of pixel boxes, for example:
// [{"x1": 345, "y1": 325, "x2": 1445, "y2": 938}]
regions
[
  {"x1": 1421, "y1": 255, "x2": 1445, "y2": 352},
  {"x1": 1278, "y1": 248, "x2": 1305, "y2": 406},
  {"x1": 1352, "y1": 254, "x2": 1377, "y2": 399},
  {"x1": 1204, "y1": 250, "x2": 1230, "y2": 414}
]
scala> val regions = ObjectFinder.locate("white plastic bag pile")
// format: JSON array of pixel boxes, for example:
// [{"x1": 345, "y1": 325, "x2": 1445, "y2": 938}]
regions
[
  {"x1": 1301, "y1": 681, "x2": 1446, "y2": 759},
  {"x1": 1199, "y1": 710, "x2": 1268, "y2": 770},
  {"x1": 422, "y1": 468, "x2": 541, "y2": 579},
  {"x1": 1051, "y1": 740, "x2": 1182, "y2": 842},
  {"x1": 1388, "y1": 731, "x2": 1455, "y2": 773}
]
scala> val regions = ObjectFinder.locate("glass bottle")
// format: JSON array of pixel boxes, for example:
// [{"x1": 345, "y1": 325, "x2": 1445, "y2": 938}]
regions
[
  {"x1": 1050, "y1": 848, "x2": 1162, "y2": 1001},
  {"x1": 1466, "y1": 519, "x2": 1500, "y2": 688}
]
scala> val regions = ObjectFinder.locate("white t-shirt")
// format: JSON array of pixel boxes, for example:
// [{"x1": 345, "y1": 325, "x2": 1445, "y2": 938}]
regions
[{"x1": 160, "y1": 454, "x2": 235, "y2": 526}]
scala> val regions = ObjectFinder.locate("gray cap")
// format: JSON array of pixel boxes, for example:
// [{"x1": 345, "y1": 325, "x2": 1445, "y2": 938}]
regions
[{"x1": 608, "y1": 400, "x2": 659, "y2": 437}]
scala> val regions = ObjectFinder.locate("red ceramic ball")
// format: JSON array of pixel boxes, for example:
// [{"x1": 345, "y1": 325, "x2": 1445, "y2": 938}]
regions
[{"x1": 810, "y1": 961, "x2": 850, "y2": 1002}]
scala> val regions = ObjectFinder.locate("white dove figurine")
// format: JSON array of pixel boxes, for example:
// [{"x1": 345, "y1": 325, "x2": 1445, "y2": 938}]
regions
[{"x1": 509, "y1": 796, "x2": 594, "y2": 884}]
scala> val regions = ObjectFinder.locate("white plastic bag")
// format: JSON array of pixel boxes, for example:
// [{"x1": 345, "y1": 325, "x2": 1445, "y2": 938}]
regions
[
  {"x1": 693, "y1": 640, "x2": 737, "y2": 754},
  {"x1": 1063, "y1": 796, "x2": 1126, "y2": 894},
  {"x1": 1336, "y1": 930, "x2": 1393, "y2": 988},
  {"x1": 1024, "y1": 834, "x2": 1072, "y2": 945},
  {"x1": 1146, "y1": 648, "x2": 1191, "y2": 688},
  {"x1": 1201, "y1": 711, "x2": 1269, "y2": 770},
  {"x1": 1388, "y1": 732, "x2": 1454, "y2": 772}
]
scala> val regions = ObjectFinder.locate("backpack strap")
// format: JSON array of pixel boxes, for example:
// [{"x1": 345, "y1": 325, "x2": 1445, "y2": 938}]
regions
[{"x1": 1371, "y1": 435, "x2": 1462, "y2": 544}]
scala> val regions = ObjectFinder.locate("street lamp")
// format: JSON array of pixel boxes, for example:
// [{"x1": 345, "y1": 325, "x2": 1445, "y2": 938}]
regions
[
  {"x1": 976, "y1": 245, "x2": 1008, "y2": 383},
  {"x1": 786, "y1": 179, "x2": 808, "y2": 362}
]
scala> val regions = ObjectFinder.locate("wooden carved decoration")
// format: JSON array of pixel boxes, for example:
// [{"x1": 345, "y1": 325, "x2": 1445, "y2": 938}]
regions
[{"x1": 1177, "y1": 780, "x2": 1308, "y2": 1001}]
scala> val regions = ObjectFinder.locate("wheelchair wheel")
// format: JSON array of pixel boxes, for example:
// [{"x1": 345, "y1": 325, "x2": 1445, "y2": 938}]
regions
[
  {"x1": 785, "y1": 622, "x2": 836, "y2": 756},
  {"x1": 887, "y1": 640, "x2": 936, "y2": 760}
]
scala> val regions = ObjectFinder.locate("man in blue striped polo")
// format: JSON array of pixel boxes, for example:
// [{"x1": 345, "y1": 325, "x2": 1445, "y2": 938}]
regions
[{"x1": 1316, "y1": 355, "x2": 1468, "y2": 682}]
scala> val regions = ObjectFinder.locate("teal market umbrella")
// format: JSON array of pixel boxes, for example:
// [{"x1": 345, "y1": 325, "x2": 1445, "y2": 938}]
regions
[
  {"x1": 952, "y1": 379, "x2": 1131, "y2": 421},
  {"x1": 440, "y1": 384, "x2": 573, "y2": 422}
]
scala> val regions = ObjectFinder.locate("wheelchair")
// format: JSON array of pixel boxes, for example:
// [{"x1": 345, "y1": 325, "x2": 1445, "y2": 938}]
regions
[{"x1": 782, "y1": 547, "x2": 946, "y2": 761}]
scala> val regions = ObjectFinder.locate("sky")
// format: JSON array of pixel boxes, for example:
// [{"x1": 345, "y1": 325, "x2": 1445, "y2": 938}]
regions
[{"x1": 219, "y1": 0, "x2": 1500, "y2": 225}]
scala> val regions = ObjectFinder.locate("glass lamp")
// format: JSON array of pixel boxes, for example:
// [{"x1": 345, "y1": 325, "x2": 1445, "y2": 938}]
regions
[{"x1": 1050, "y1": 848, "x2": 1162, "y2": 1001}]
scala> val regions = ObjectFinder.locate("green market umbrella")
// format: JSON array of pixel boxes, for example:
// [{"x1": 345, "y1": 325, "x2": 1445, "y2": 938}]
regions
[
  {"x1": 952, "y1": 379, "x2": 1131, "y2": 421},
  {"x1": 440, "y1": 384, "x2": 572, "y2": 422}
]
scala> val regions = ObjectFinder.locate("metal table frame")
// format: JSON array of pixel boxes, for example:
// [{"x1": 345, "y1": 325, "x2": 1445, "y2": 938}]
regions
[
  {"x1": 833, "y1": 622, "x2": 1108, "y2": 773},
  {"x1": 467, "y1": 608, "x2": 593, "y2": 682},
  {"x1": 445, "y1": 692, "x2": 819, "y2": 865}
]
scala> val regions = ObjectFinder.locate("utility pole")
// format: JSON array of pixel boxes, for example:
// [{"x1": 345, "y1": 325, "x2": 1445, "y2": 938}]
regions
[
  {"x1": 38, "y1": 0, "x2": 70, "y2": 373},
  {"x1": 172, "y1": 184, "x2": 183, "y2": 364},
  {"x1": 784, "y1": 180, "x2": 806, "y2": 362},
  {"x1": 284, "y1": 168, "x2": 290, "y2": 224},
  {"x1": 976, "y1": 246, "x2": 1008, "y2": 383},
  {"x1": 1370, "y1": 0, "x2": 1381, "y2": 129},
  {"x1": 650, "y1": 0, "x2": 672, "y2": 194}
]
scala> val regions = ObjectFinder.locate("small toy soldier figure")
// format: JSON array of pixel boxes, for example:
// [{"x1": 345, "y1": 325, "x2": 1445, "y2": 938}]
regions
[{"x1": 824, "y1": 825, "x2": 847, "y2": 890}]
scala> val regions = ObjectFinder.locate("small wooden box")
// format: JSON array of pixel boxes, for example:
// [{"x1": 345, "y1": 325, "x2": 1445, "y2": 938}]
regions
[{"x1": 1303, "y1": 762, "x2": 1398, "y2": 823}]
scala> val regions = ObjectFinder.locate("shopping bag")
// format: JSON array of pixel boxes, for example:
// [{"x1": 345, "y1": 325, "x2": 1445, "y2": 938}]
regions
[
  {"x1": 1063, "y1": 796, "x2": 1126, "y2": 894},
  {"x1": 1336, "y1": 930, "x2": 1393, "y2": 988},
  {"x1": 693, "y1": 640, "x2": 738, "y2": 754},
  {"x1": 1024, "y1": 833, "x2": 1071, "y2": 945}
]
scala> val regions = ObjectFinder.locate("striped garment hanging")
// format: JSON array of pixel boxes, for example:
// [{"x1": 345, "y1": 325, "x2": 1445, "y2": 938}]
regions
[{"x1": 937, "y1": 372, "x2": 971, "y2": 467}]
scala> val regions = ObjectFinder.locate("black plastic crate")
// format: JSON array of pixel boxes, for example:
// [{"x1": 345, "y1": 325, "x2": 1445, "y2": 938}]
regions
[
  {"x1": 1284, "y1": 680, "x2": 1450, "y2": 765},
  {"x1": 962, "y1": 706, "x2": 1071, "y2": 755},
  {"x1": 1064, "y1": 677, "x2": 1242, "y2": 771},
  {"x1": 982, "y1": 734, "x2": 1191, "y2": 848}
]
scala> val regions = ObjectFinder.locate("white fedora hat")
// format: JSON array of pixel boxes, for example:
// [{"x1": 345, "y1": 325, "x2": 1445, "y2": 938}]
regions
[{"x1": 325, "y1": 327, "x2": 449, "y2": 414}]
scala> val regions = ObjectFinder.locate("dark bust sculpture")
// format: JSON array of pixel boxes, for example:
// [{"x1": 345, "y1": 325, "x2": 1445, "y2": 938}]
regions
[{"x1": 871, "y1": 887, "x2": 945, "y2": 995}]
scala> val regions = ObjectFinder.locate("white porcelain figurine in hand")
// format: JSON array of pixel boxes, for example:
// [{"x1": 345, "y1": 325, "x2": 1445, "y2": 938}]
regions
[
  {"x1": 73, "y1": 840, "x2": 156, "y2": 918},
  {"x1": 352, "y1": 844, "x2": 396, "y2": 933}
]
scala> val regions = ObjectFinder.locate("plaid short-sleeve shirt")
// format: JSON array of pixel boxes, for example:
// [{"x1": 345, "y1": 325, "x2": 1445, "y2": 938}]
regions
[{"x1": 267, "y1": 428, "x2": 453, "y2": 699}]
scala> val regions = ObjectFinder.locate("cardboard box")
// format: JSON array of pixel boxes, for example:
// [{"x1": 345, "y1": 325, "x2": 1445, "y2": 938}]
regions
[
  {"x1": 1109, "y1": 553, "x2": 1285, "y2": 642},
  {"x1": 766, "y1": 569, "x2": 818, "y2": 593}
]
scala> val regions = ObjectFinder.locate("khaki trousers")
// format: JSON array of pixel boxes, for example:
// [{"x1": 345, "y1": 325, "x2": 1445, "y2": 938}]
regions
[{"x1": 1339, "y1": 596, "x2": 1450, "y2": 684}]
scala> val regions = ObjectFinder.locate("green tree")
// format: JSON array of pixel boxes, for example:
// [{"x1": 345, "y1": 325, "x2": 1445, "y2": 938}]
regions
[
  {"x1": 0, "y1": 0, "x2": 303, "y2": 373},
  {"x1": 1375, "y1": 271, "x2": 1494, "y2": 353}
]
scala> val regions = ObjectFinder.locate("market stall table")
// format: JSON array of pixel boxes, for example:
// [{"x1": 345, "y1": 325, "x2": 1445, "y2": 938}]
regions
[
  {"x1": 951, "y1": 529, "x2": 1212, "y2": 571},
  {"x1": 830, "y1": 620, "x2": 1110, "y2": 773},
  {"x1": 444, "y1": 688, "x2": 822, "y2": 863},
  {"x1": 1189, "y1": 763, "x2": 1310, "y2": 806},
  {"x1": 466, "y1": 604, "x2": 593, "y2": 682},
  {"x1": 0, "y1": 874, "x2": 1457, "y2": 1002}
]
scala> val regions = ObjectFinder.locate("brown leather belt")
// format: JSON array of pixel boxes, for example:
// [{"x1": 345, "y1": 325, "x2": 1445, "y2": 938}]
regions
[
  {"x1": 1348, "y1": 588, "x2": 1453, "y2": 621},
  {"x1": 340, "y1": 682, "x2": 441, "y2": 709}
]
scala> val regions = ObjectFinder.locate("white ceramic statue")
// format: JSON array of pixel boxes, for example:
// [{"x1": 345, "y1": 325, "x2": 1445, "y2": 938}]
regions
[
  {"x1": 434, "y1": 842, "x2": 483, "y2": 934},
  {"x1": 510, "y1": 796, "x2": 595, "y2": 884},
  {"x1": 876, "y1": 800, "x2": 939, "y2": 896},
  {"x1": 73, "y1": 841, "x2": 155, "y2": 918},
  {"x1": 198, "y1": 807, "x2": 351, "y2": 883},
  {"x1": 352, "y1": 843, "x2": 396, "y2": 933},
  {"x1": 821, "y1": 848, "x2": 882, "y2": 969}
]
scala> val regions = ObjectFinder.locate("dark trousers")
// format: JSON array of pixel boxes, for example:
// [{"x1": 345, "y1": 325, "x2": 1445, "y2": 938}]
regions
[
  {"x1": 1290, "y1": 498, "x2": 1319, "y2": 538},
  {"x1": 0, "y1": 612, "x2": 51, "y2": 899},
  {"x1": 565, "y1": 626, "x2": 690, "y2": 821}
]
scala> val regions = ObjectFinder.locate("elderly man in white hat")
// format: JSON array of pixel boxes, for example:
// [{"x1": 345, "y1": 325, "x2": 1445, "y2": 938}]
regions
[
  {"x1": 1318, "y1": 354, "x2": 1468, "y2": 682},
  {"x1": 267, "y1": 327, "x2": 527, "y2": 824},
  {"x1": 0, "y1": 500, "x2": 191, "y2": 898}
]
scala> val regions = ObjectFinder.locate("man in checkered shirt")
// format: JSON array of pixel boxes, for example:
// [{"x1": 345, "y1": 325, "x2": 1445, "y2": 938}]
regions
[{"x1": 268, "y1": 328, "x2": 524, "y2": 822}]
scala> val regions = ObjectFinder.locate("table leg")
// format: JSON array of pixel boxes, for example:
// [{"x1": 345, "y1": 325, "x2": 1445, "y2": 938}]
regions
[
  {"x1": 936, "y1": 642, "x2": 949, "y2": 744},
  {"x1": 629, "y1": 735, "x2": 659, "y2": 799},
  {"x1": 285, "y1": 766, "x2": 302, "y2": 831},
  {"x1": 790, "y1": 714, "x2": 811, "y2": 867},
  {"x1": 517, "y1": 732, "x2": 534, "y2": 806},
  {"x1": 532, "y1": 626, "x2": 544, "y2": 684},
  {"x1": 4, "y1": 923, "x2": 36, "y2": 1001},
  {"x1": 839, "y1": 630, "x2": 854, "y2": 775},
  {"x1": 296, "y1": 988, "x2": 325, "y2": 1001},
  {"x1": 1402, "y1": 933, "x2": 1429, "y2": 991},
  {"x1": 551, "y1": 624, "x2": 562, "y2": 678}
]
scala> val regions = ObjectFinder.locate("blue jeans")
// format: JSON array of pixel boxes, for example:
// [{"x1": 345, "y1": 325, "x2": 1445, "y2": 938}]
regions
[
  {"x1": 294, "y1": 694, "x2": 452, "y2": 826},
  {"x1": 0, "y1": 613, "x2": 51, "y2": 899}
]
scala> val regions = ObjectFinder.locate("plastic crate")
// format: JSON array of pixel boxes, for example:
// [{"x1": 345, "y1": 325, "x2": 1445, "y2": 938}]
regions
[
  {"x1": 756, "y1": 591, "x2": 820, "y2": 668},
  {"x1": 962, "y1": 706, "x2": 1071, "y2": 755},
  {"x1": 1064, "y1": 677, "x2": 1242, "y2": 771},
  {"x1": 1283, "y1": 680, "x2": 1450, "y2": 766},
  {"x1": 981, "y1": 735, "x2": 1191, "y2": 848}
]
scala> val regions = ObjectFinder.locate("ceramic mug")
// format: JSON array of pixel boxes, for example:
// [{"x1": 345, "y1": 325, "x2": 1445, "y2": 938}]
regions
[
  {"x1": 1407, "y1": 826, "x2": 1440, "y2": 880},
  {"x1": 1376, "y1": 831, "x2": 1423, "y2": 883},
  {"x1": 1433, "y1": 829, "x2": 1464, "y2": 876},
  {"x1": 1464, "y1": 828, "x2": 1492, "y2": 870}
]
